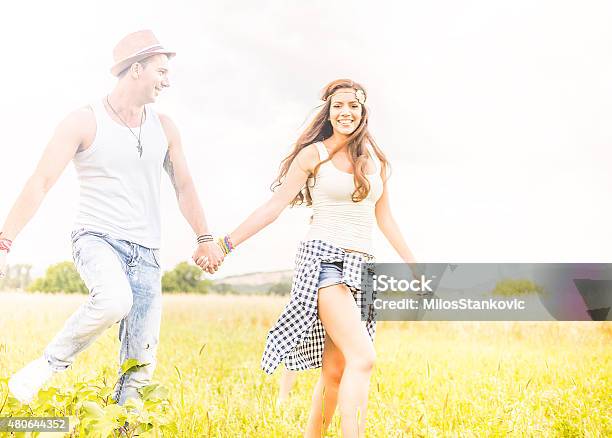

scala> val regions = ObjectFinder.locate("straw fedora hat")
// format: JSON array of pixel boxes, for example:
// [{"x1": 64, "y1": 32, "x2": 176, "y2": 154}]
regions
[{"x1": 110, "y1": 30, "x2": 175, "y2": 77}]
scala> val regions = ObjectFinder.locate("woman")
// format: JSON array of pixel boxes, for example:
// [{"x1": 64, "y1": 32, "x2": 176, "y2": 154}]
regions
[
  {"x1": 203, "y1": 79, "x2": 416, "y2": 437},
  {"x1": 277, "y1": 367, "x2": 298, "y2": 406}
]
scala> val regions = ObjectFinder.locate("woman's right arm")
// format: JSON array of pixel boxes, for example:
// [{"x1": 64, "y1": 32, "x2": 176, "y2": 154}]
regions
[{"x1": 228, "y1": 144, "x2": 318, "y2": 247}]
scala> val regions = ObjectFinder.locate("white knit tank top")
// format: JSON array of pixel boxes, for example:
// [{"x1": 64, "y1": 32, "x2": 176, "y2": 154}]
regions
[
  {"x1": 304, "y1": 142, "x2": 384, "y2": 255},
  {"x1": 72, "y1": 99, "x2": 168, "y2": 249}
]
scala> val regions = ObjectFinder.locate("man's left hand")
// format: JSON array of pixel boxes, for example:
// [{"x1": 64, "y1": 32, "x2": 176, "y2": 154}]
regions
[{"x1": 192, "y1": 241, "x2": 225, "y2": 274}]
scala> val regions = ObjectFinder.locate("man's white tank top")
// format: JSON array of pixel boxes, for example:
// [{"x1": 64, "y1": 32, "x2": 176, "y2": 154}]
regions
[
  {"x1": 305, "y1": 142, "x2": 384, "y2": 255},
  {"x1": 72, "y1": 99, "x2": 168, "y2": 249}
]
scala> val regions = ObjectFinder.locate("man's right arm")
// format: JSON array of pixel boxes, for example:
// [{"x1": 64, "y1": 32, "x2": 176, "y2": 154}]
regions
[{"x1": 0, "y1": 108, "x2": 91, "y2": 241}]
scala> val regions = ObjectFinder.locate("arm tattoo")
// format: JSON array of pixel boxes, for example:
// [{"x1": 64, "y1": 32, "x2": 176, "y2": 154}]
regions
[{"x1": 163, "y1": 150, "x2": 180, "y2": 198}]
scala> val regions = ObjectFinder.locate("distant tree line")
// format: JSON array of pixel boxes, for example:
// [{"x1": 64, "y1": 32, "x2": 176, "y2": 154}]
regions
[
  {"x1": 0, "y1": 264, "x2": 33, "y2": 291},
  {"x1": 3, "y1": 261, "x2": 291, "y2": 295}
]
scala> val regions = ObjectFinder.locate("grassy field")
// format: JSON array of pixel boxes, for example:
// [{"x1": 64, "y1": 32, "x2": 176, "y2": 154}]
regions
[{"x1": 0, "y1": 292, "x2": 610, "y2": 437}]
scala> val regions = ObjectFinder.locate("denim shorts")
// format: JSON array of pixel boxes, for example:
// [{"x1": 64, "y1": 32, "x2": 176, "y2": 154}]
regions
[{"x1": 318, "y1": 261, "x2": 343, "y2": 289}]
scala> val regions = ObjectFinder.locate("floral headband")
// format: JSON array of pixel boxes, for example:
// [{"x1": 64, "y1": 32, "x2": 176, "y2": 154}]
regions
[{"x1": 324, "y1": 88, "x2": 367, "y2": 105}]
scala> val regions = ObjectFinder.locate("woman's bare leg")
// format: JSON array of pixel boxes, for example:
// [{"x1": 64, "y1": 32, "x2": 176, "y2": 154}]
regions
[
  {"x1": 304, "y1": 335, "x2": 345, "y2": 436},
  {"x1": 312, "y1": 284, "x2": 375, "y2": 437},
  {"x1": 278, "y1": 367, "x2": 299, "y2": 406}
]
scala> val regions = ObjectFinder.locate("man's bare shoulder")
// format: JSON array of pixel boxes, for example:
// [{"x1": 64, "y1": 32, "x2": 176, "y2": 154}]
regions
[
  {"x1": 60, "y1": 106, "x2": 96, "y2": 136},
  {"x1": 156, "y1": 112, "x2": 180, "y2": 145},
  {"x1": 53, "y1": 106, "x2": 97, "y2": 152},
  {"x1": 157, "y1": 112, "x2": 176, "y2": 129}
]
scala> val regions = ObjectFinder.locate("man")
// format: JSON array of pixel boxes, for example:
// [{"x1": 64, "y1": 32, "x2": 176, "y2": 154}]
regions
[{"x1": 0, "y1": 30, "x2": 223, "y2": 405}]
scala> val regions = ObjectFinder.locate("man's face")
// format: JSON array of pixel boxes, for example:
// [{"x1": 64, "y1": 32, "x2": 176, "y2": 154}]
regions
[{"x1": 136, "y1": 54, "x2": 170, "y2": 103}]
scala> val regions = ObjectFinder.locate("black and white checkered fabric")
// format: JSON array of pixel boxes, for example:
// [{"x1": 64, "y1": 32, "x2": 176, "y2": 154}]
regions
[{"x1": 261, "y1": 239, "x2": 376, "y2": 374}]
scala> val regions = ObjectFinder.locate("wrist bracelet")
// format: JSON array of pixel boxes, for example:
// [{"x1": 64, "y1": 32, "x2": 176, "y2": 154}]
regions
[
  {"x1": 217, "y1": 234, "x2": 235, "y2": 255},
  {"x1": 0, "y1": 234, "x2": 12, "y2": 253},
  {"x1": 197, "y1": 234, "x2": 214, "y2": 244}
]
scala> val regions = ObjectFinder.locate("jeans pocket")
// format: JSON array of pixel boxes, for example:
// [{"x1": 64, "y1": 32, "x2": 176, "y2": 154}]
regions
[
  {"x1": 71, "y1": 230, "x2": 88, "y2": 265},
  {"x1": 71, "y1": 228, "x2": 87, "y2": 244},
  {"x1": 151, "y1": 249, "x2": 161, "y2": 269},
  {"x1": 72, "y1": 242, "x2": 81, "y2": 266},
  {"x1": 71, "y1": 228, "x2": 109, "y2": 245}
]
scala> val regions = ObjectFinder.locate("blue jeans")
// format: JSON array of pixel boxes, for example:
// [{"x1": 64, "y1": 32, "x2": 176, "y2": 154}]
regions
[{"x1": 44, "y1": 228, "x2": 162, "y2": 405}]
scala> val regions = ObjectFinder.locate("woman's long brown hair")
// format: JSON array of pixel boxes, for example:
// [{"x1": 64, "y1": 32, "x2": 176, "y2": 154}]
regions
[{"x1": 271, "y1": 79, "x2": 390, "y2": 206}]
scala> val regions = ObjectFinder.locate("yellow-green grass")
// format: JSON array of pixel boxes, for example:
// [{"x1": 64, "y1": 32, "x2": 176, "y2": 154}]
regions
[{"x1": 0, "y1": 292, "x2": 610, "y2": 437}]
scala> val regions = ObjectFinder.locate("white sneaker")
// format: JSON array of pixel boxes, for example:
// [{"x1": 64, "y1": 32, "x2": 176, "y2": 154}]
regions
[{"x1": 8, "y1": 357, "x2": 55, "y2": 404}]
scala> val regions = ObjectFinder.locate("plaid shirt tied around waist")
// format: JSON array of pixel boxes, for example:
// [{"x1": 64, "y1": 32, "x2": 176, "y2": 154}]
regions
[{"x1": 261, "y1": 239, "x2": 376, "y2": 374}]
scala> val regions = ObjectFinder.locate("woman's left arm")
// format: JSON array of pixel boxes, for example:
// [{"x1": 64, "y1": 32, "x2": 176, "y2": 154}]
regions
[{"x1": 375, "y1": 173, "x2": 417, "y2": 265}]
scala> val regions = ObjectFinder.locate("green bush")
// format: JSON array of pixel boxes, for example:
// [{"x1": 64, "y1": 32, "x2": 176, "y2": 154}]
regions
[
  {"x1": 491, "y1": 278, "x2": 543, "y2": 297},
  {"x1": 27, "y1": 260, "x2": 213, "y2": 295},
  {"x1": 27, "y1": 261, "x2": 87, "y2": 294},
  {"x1": 162, "y1": 261, "x2": 212, "y2": 293}
]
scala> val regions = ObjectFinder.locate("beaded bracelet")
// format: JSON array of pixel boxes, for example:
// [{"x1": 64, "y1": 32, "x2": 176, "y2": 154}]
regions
[
  {"x1": 217, "y1": 234, "x2": 235, "y2": 255},
  {"x1": 0, "y1": 233, "x2": 12, "y2": 253}
]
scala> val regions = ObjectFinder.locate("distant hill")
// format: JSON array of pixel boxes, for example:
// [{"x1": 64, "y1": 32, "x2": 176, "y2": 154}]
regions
[
  {"x1": 218, "y1": 270, "x2": 293, "y2": 285},
  {"x1": 214, "y1": 270, "x2": 293, "y2": 294}
]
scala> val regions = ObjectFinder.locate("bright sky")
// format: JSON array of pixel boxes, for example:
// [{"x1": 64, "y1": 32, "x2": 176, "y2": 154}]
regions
[{"x1": 1, "y1": 1, "x2": 611, "y2": 279}]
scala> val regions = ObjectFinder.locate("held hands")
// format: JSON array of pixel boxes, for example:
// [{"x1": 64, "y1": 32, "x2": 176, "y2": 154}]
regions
[
  {"x1": 192, "y1": 234, "x2": 235, "y2": 275},
  {"x1": 192, "y1": 241, "x2": 225, "y2": 274}
]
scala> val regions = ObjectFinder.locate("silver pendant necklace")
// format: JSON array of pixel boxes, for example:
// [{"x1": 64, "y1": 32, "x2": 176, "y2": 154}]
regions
[{"x1": 106, "y1": 95, "x2": 145, "y2": 158}]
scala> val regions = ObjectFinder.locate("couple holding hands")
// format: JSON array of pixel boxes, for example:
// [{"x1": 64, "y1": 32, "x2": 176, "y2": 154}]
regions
[{"x1": 0, "y1": 30, "x2": 415, "y2": 437}]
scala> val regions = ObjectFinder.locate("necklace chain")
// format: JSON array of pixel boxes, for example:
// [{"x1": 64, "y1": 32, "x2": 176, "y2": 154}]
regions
[{"x1": 106, "y1": 95, "x2": 145, "y2": 158}]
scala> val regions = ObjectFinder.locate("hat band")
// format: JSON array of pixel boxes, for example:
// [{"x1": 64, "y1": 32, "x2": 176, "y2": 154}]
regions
[
  {"x1": 132, "y1": 44, "x2": 165, "y2": 56},
  {"x1": 116, "y1": 44, "x2": 167, "y2": 63}
]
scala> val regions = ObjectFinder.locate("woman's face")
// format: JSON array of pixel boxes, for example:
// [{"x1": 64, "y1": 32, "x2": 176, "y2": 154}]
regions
[{"x1": 328, "y1": 88, "x2": 363, "y2": 137}]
